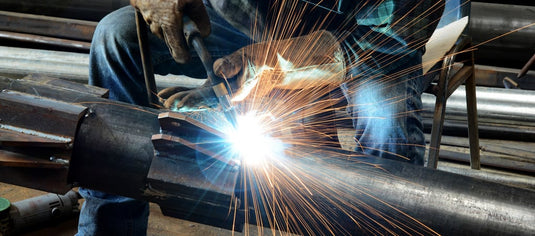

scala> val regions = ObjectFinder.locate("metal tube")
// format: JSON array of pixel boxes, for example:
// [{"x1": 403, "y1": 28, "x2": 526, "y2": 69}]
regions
[
  {"x1": 66, "y1": 100, "x2": 534, "y2": 234},
  {"x1": 1, "y1": 77, "x2": 534, "y2": 234},
  {"x1": 470, "y1": 2, "x2": 535, "y2": 68},
  {"x1": 422, "y1": 85, "x2": 535, "y2": 124}
]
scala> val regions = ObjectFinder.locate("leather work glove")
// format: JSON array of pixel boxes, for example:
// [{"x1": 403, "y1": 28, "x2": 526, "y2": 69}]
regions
[
  {"x1": 213, "y1": 30, "x2": 346, "y2": 101},
  {"x1": 131, "y1": 0, "x2": 210, "y2": 63},
  {"x1": 158, "y1": 82, "x2": 217, "y2": 111}
]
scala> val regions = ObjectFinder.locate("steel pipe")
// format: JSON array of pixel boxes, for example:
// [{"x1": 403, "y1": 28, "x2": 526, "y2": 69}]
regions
[
  {"x1": 67, "y1": 101, "x2": 535, "y2": 235},
  {"x1": 422, "y1": 85, "x2": 535, "y2": 125},
  {"x1": 1, "y1": 77, "x2": 534, "y2": 234},
  {"x1": 470, "y1": 2, "x2": 535, "y2": 68}
]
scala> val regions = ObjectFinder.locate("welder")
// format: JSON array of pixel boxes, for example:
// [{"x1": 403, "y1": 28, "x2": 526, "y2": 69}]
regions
[{"x1": 77, "y1": 0, "x2": 444, "y2": 235}]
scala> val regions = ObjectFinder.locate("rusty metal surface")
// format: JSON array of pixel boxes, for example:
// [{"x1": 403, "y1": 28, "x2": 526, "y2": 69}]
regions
[
  {"x1": 147, "y1": 111, "x2": 240, "y2": 230},
  {"x1": 0, "y1": 30, "x2": 91, "y2": 51},
  {"x1": 0, "y1": 81, "x2": 88, "y2": 192},
  {"x1": 0, "y1": 128, "x2": 69, "y2": 148},
  {"x1": 0, "y1": 76, "x2": 108, "y2": 102},
  {"x1": 0, "y1": 90, "x2": 87, "y2": 139},
  {"x1": 23, "y1": 74, "x2": 108, "y2": 98},
  {"x1": 0, "y1": 150, "x2": 66, "y2": 169}
]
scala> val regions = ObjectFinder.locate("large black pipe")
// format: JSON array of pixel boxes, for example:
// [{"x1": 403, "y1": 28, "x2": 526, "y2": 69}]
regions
[
  {"x1": 67, "y1": 101, "x2": 534, "y2": 235},
  {"x1": 470, "y1": 2, "x2": 535, "y2": 68},
  {"x1": 1, "y1": 77, "x2": 534, "y2": 234}
]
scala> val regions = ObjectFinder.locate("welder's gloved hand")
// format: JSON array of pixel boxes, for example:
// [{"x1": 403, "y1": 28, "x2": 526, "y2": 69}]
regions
[
  {"x1": 158, "y1": 83, "x2": 218, "y2": 111},
  {"x1": 131, "y1": 0, "x2": 210, "y2": 63},
  {"x1": 213, "y1": 30, "x2": 346, "y2": 101}
]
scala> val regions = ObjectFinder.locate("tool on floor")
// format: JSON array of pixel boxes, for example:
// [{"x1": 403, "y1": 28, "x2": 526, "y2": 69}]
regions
[{"x1": 0, "y1": 191, "x2": 80, "y2": 235}]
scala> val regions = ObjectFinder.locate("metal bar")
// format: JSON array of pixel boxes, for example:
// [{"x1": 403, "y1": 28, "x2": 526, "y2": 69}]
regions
[
  {"x1": 0, "y1": 150, "x2": 66, "y2": 169},
  {"x1": 0, "y1": 30, "x2": 91, "y2": 51},
  {"x1": 0, "y1": 10, "x2": 97, "y2": 42},
  {"x1": 446, "y1": 65, "x2": 472, "y2": 98},
  {"x1": 426, "y1": 52, "x2": 453, "y2": 169},
  {"x1": 423, "y1": 86, "x2": 535, "y2": 125},
  {"x1": 518, "y1": 53, "x2": 535, "y2": 78},
  {"x1": 22, "y1": 74, "x2": 109, "y2": 98},
  {"x1": 465, "y1": 52, "x2": 481, "y2": 169},
  {"x1": 0, "y1": 90, "x2": 87, "y2": 139},
  {"x1": 0, "y1": 46, "x2": 205, "y2": 88},
  {"x1": 135, "y1": 10, "x2": 159, "y2": 108},
  {"x1": 0, "y1": 0, "x2": 129, "y2": 22}
]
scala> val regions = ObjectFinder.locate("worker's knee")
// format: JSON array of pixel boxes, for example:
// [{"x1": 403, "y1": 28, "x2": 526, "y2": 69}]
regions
[{"x1": 91, "y1": 6, "x2": 138, "y2": 59}]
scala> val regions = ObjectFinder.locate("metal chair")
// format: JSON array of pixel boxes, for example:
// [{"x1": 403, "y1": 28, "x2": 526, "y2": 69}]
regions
[{"x1": 423, "y1": 0, "x2": 480, "y2": 169}]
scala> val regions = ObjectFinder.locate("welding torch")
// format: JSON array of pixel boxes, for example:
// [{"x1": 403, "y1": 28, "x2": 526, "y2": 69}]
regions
[
  {"x1": 183, "y1": 18, "x2": 238, "y2": 128},
  {"x1": 135, "y1": 10, "x2": 238, "y2": 127}
]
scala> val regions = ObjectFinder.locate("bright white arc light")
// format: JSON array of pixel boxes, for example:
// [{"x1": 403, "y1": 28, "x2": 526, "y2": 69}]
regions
[{"x1": 228, "y1": 113, "x2": 285, "y2": 166}]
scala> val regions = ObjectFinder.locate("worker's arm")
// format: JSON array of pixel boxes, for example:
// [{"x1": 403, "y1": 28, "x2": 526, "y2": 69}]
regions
[
  {"x1": 131, "y1": 0, "x2": 210, "y2": 63},
  {"x1": 160, "y1": 30, "x2": 345, "y2": 110},
  {"x1": 213, "y1": 30, "x2": 346, "y2": 101}
]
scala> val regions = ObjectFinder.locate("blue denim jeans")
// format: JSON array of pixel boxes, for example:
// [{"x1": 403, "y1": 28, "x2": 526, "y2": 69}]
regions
[
  {"x1": 77, "y1": 5, "x2": 250, "y2": 236},
  {"x1": 341, "y1": 49, "x2": 427, "y2": 166}
]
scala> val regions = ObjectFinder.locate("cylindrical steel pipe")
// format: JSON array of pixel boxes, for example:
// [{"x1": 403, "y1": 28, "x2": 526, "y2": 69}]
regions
[
  {"x1": 422, "y1": 85, "x2": 535, "y2": 140},
  {"x1": 423, "y1": 85, "x2": 535, "y2": 124},
  {"x1": 1, "y1": 76, "x2": 533, "y2": 234},
  {"x1": 274, "y1": 150, "x2": 535, "y2": 235},
  {"x1": 470, "y1": 2, "x2": 535, "y2": 68},
  {"x1": 67, "y1": 99, "x2": 534, "y2": 235}
]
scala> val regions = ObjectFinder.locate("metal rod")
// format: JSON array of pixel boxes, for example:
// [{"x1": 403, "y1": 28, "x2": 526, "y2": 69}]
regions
[
  {"x1": 518, "y1": 53, "x2": 535, "y2": 78},
  {"x1": 0, "y1": 10, "x2": 97, "y2": 42},
  {"x1": 0, "y1": 30, "x2": 91, "y2": 51},
  {"x1": 135, "y1": 10, "x2": 159, "y2": 108},
  {"x1": 465, "y1": 51, "x2": 481, "y2": 169}
]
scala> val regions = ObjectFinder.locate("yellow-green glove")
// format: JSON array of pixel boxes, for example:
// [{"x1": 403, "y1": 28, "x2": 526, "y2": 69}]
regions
[
  {"x1": 213, "y1": 30, "x2": 346, "y2": 101},
  {"x1": 131, "y1": 0, "x2": 211, "y2": 63}
]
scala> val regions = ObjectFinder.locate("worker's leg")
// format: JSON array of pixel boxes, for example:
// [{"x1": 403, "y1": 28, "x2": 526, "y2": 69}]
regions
[
  {"x1": 76, "y1": 188, "x2": 149, "y2": 235},
  {"x1": 79, "y1": 5, "x2": 250, "y2": 236},
  {"x1": 342, "y1": 51, "x2": 426, "y2": 165}
]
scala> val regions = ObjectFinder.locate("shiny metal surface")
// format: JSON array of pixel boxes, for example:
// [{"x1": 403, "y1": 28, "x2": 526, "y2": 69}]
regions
[{"x1": 422, "y1": 85, "x2": 535, "y2": 124}]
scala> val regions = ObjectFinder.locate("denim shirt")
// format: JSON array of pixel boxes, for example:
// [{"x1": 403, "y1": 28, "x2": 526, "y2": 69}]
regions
[
  {"x1": 294, "y1": 0, "x2": 444, "y2": 47},
  {"x1": 209, "y1": 0, "x2": 444, "y2": 74}
]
